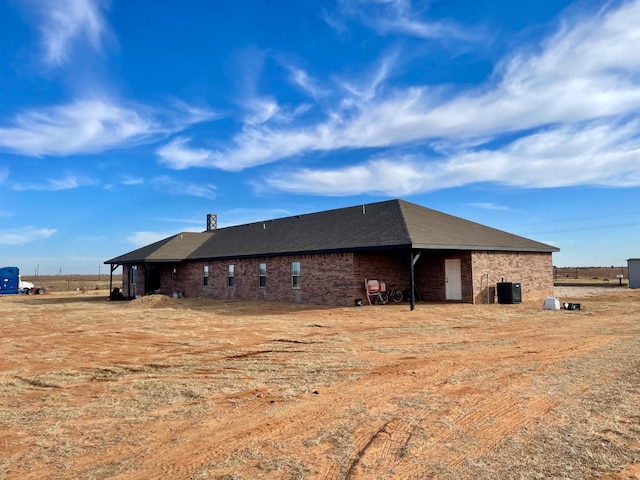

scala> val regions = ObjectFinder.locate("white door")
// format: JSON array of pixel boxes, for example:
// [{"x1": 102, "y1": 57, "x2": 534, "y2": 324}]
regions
[{"x1": 445, "y1": 259, "x2": 462, "y2": 300}]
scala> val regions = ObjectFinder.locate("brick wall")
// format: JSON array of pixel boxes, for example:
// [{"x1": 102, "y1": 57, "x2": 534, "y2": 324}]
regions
[
  {"x1": 141, "y1": 253, "x2": 358, "y2": 306},
  {"x1": 353, "y1": 251, "x2": 410, "y2": 303},
  {"x1": 120, "y1": 249, "x2": 554, "y2": 306},
  {"x1": 353, "y1": 250, "x2": 476, "y2": 303},
  {"x1": 121, "y1": 265, "x2": 130, "y2": 297},
  {"x1": 412, "y1": 251, "x2": 473, "y2": 302},
  {"x1": 471, "y1": 251, "x2": 554, "y2": 304},
  {"x1": 121, "y1": 264, "x2": 142, "y2": 298}
]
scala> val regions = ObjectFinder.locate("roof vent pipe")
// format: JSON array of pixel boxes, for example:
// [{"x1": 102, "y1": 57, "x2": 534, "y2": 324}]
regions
[
  {"x1": 206, "y1": 214, "x2": 217, "y2": 231},
  {"x1": 362, "y1": 205, "x2": 366, "y2": 214}
]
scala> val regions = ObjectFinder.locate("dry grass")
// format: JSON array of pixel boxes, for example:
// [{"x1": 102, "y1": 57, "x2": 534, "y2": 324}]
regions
[
  {"x1": 445, "y1": 336, "x2": 640, "y2": 479},
  {"x1": 19, "y1": 274, "x2": 122, "y2": 293},
  {"x1": 0, "y1": 288, "x2": 639, "y2": 479}
]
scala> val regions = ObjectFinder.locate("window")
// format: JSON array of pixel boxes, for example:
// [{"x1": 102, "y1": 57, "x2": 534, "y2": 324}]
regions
[
  {"x1": 228, "y1": 264, "x2": 234, "y2": 287},
  {"x1": 203, "y1": 265, "x2": 209, "y2": 286},
  {"x1": 259, "y1": 263, "x2": 267, "y2": 288},
  {"x1": 130, "y1": 265, "x2": 137, "y2": 285},
  {"x1": 291, "y1": 262, "x2": 301, "y2": 289}
]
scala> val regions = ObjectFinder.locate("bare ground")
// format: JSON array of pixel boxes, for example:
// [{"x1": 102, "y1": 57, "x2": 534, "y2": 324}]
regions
[{"x1": 1, "y1": 287, "x2": 639, "y2": 479}]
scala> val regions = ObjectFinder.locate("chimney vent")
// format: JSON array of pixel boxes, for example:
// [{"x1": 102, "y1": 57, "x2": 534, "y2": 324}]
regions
[{"x1": 206, "y1": 214, "x2": 217, "y2": 231}]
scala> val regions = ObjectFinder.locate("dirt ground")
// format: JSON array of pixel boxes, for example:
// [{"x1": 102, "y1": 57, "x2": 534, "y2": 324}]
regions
[{"x1": 1, "y1": 287, "x2": 639, "y2": 479}]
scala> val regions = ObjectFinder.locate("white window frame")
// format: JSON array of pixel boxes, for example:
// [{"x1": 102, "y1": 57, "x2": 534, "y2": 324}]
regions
[
  {"x1": 228, "y1": 264, "x2": 234, "y2": 287},
  {"x1": 291, "y1": 261, "x2": 301, "y2": 289},
  {"x1": 259, "y1": 263, "x2": 267, "y2": 288}
]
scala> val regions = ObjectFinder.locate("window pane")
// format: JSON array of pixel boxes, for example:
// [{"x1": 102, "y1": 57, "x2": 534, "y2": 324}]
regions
[
  {"x1": 259, "y1": 263, "x2": 266, "y2": 287},
  {"x1": 228, "y1": 265, "x2": 234, "y2": 287},
  {"x1": 291, "y1": 262, "x2": 300, "y2": 289}
]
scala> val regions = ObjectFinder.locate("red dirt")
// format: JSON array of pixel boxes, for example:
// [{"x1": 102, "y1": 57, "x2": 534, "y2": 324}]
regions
[{"x1": 1, "y1": 287, "x2": 639, "y2": 479}]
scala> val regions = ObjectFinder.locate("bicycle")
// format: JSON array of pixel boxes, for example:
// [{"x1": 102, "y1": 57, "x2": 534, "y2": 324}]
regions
[{"x1": 380, "y1": 284, "x2": 403, "y2": 303}]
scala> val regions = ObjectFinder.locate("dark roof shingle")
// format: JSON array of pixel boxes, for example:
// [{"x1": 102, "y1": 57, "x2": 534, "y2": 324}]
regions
[{"x1": 105, "y1": 199, "x2": 558, "y2": 265}]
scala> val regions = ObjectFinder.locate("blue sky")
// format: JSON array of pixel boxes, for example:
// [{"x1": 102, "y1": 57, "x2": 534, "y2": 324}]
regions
[{"x1": 1, "y1": 0, "x2": 639, "y2": 274}]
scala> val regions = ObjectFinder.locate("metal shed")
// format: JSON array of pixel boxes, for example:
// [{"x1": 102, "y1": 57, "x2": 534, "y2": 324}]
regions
[{"x1": 628, "y1": 258, "x2": 640, "y2": 289}]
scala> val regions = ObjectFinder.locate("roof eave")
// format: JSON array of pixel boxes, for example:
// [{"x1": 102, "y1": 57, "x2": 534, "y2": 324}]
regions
[
  {"x1": 104, "y1": 258, "x2": 190, "y2": 265},
  {"x1": 412, "y1": 243, "x2": 560, "y2": 253},
  {"x1": 187, "y1": 243, "x2": 415, "y2": 261}
]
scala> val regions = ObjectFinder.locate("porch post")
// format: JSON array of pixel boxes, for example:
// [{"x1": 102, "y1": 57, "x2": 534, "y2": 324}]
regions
[
  {"x1": 408, "y1": 250, "x2": 422, "y2": 311},
  {"x1": 109, "y1": 264, "x2": 117, "y2": 297},
  {"x1": 409, "y1": 250, "x2": 416, "y2": 311}
]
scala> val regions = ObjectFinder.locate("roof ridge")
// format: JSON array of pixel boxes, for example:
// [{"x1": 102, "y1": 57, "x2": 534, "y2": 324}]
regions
[{"x1": 105, "y1": 198, "x2": 558, "y2": 265}]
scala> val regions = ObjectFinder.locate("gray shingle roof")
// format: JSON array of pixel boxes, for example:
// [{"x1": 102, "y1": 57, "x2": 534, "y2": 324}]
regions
[
  {"x1": 105, "y1": 232, "x2": 214, "y2": 264},
  {"x1": 105, "y1": 199, "x2": 558, "y2": 265}
]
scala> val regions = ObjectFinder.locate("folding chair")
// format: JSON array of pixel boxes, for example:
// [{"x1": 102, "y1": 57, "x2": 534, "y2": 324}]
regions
[{"x1": 364, "y1": 278, "x2": 386, "y2": 305}]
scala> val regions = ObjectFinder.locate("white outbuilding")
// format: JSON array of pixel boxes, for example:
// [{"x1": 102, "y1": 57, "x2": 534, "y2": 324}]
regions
[{"x1": 628, "y1": 258, "x2": 640, "y2": 289}]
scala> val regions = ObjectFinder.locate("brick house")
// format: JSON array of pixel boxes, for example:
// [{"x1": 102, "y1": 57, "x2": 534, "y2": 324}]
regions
[{"x1": 104, "y1": 199, "x2": 559, "y2": 307}]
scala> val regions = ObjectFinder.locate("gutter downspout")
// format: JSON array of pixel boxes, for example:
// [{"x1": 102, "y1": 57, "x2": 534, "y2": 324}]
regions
[{"x1": 481, "y1": 273, "x2": 490, "y2": 304}]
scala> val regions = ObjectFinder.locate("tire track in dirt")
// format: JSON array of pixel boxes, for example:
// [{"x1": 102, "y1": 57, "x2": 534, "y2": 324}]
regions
[
  {"x1": 116, "y1": 337, "x2": 601, "y2": 479},
  {"x1": 340, "y1": 390, "x2": 553, "y2": 479},
  {"x1": 3, "y1": 291, "x2": 639, "y2": 479}
]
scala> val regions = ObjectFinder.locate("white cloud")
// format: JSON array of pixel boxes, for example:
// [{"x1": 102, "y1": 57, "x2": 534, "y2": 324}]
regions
[
  {"x1": 156, "y1": 137, "x2": 213, "y2": 169},
  {"x1": 13, "y1": 172, "x2": 96, "y2": 191},
  {"x1": 265, "y1": 158, "x2": 425, "y2": 196},
  {"x1": 439, "y1": 120, "x2": 640, "y2": 189},
  {"x1": 239, "y1": 93, "x2": 310, "y2": 128},
  {"x1": 467, "y1": 203, "x2": 515, "y2": 212},
  {"x1": 320, "y1": 7, "x2": 348, "y2": 36},
  {"x1": 30, "y1": 0, "x2": 110, "y2": 67},
  {"x1": 0, "y1": 99, "x2": 216, "y2": 157},
  {"x1": 264, "y1": 119, "x2": 640, "y2": 195},
  {"x1": 150, "y1": 175, "x2": 216, "y2": 199},
  {"x1": 164, "y1": 0, "x2": 640, "y2": 175},
  {"x1": 327, "y1": 0, "x2": 478, "y2": 41},
  {"x1": 283, "y1": 64, "x2": 330, "y2": 100},
  {"x1": 120, "y1": 176, "x2": 144, "y2": 186},
  {"x1": 336, "y1": 48, "x2": 398, "y2": 102},
  {"x1": 0, "y1": 226, "x2": 56, "y2": 245},
  {"x1": 243, "y1": 98, "x2": 280, "y2": 125}
]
